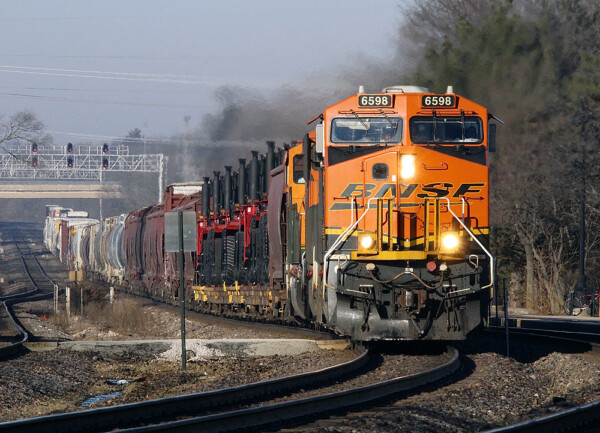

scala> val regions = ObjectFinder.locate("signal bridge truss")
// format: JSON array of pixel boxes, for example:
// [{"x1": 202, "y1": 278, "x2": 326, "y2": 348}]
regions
[{"x1": 0, "y1": 143, "x2": 167, "y2": 202}]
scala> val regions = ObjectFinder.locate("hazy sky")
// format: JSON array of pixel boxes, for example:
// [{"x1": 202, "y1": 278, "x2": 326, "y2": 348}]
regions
[{"x1": 0, "y1": 1, "x2": 402, "y2": 144}]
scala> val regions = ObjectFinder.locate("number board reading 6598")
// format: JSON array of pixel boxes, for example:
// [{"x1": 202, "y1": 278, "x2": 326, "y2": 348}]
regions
[
  {"x1": 358, "y1": 94, "x2": 392, "y2": 107},
  {"x1": 421, "y1": 94, "x2": 456, "y2": 108}
]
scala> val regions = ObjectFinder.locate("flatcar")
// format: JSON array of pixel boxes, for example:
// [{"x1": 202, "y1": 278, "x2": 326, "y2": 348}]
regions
[{"x1": 45, "y1": 85, "x2": 497, "y2": 341}]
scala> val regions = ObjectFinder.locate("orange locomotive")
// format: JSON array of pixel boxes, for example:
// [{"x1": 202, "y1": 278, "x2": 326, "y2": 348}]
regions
[{"x1": 282, "y1": 85, "x2": 497, "y2": 340}]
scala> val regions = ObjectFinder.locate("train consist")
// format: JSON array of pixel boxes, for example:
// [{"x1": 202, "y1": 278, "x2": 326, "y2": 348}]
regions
[{"x1": 45, "y1": 85, "x2": 497, "y2": 341}]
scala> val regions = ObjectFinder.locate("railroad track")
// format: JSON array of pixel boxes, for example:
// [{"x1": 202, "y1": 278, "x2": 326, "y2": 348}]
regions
[
  {"x1": 0, "y1": 345, "x2": 460, "y2": 433},
  {"x1": 481, "y1": 329, "x2": 600, "y2": 433},
  {"x1": 0, "y1": 223, "x2": 58, "y2": 358},
  {"x1": 7, "y1": 220, "x2": 597, "y2": 432},
  {"x1": 482, "y1": 400, "x2": 600, "y2": 433},
  {"x1": 280, "y1": 329, "x2": 600, "y2": 433},
  {"x1": 490, "y1": 314, "x2": 600, "y2": 344}
]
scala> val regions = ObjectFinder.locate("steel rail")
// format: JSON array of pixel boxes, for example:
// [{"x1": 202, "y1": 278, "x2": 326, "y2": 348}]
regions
[
  {"x1": 481, "y1": 400, "x2": 600, "y2": 433},
  {"x1": 492, "y1": 324, "x2": 600, "y2": 345},
  {"x1": 0, "y1": 233, "x2": 40, "y2": 301},
  {"x1": 0, "y1": 226, "x2": 57, "y2": 358},
  {"x1": 10, "y1": 226, "x2": 58, "y2": 297},
  {"x1": 13, "y1": 229, "x2": 57, "y2": 288},
  {"x1": 481, "y1": 329, "x2": 600, "y2": 433},
  {"x1": 0, "y1": 346, "x2": 370, "y2": 433},
  {"x1": 113, "y1": 345, "x2": 460, "y2": 433},
  {"x1": 489, "y1": 315, "x2": 600, "y2": 344},
  {"x1": 0, "y1": 299, "x2": 30, "y2": 357}
]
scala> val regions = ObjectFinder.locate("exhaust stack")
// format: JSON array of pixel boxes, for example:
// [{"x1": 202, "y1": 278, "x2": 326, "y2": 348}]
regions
[
  {"x1": 201, "y1": 177, "x2": 210, "y2": 218},
  {"x1": 224, "y1": 166, "x2": 232, "y2": 214},
  {"x1": 212, "y1": 171, "x2": 221, "y2": 215},
  {"x1": 238, "y1": 158, "x2": 246, "y2": 206},
  {"x1": 249, "y1": 151, "x2": 259, "y2": 201}
]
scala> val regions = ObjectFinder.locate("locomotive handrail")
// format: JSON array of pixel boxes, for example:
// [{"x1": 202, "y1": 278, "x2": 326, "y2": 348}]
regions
[
  {"x1": 323, "y1": 195, "x2": 495, "y2": 295},
  {"x1": 322, "y1": 196, "x2": 378, "y2": 298},
  {"x1": 442, "y1": 197, "x2": 494, "y2": 290}
]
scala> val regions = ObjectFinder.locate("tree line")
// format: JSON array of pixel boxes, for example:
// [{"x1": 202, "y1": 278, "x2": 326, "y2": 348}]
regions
[{"x1": 395, "y1": 0, "x2": 600, "y2": 313}]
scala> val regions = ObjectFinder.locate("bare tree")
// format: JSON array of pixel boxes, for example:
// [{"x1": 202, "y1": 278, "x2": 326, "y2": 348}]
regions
[{"x1": 0, "y1": 110, "x2": 50, "y2": 149}]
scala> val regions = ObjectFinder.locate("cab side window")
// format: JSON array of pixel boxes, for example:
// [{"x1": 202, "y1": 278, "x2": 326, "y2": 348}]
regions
[{"x1": 293, "y1": 155, "x2": 305, "y2": 184}]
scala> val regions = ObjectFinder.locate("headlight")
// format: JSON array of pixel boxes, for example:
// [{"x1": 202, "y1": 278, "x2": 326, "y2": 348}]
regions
[
  {"x1": 400, "y1": 154, "x2": 416, "y2": 179},
  {"x1": 358, "y1": 233, "x2": 377, "y2": 253},
  {"x1": 441, "y1": 233, "x2": 459, "y2": 250},
  {"x1": 360, "y1": 234, "x2": 375, "y2": 249}
]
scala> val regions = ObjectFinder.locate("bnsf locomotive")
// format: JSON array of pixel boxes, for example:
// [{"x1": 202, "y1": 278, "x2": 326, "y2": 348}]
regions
[{"x1": 45, "y1": 85, "x2": 497, "y2": 341}]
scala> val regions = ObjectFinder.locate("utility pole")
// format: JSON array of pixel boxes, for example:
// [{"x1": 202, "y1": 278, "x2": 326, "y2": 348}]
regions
[
  {"x1": 576, "y1": 143, "x2": 586, "y2": 295},
  {"x1": 99, "y1": 162, "x2": 104, "y2": 220}
]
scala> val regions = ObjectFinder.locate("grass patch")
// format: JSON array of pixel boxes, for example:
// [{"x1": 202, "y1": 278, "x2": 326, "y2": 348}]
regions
[
  {"x1": 83, "y1": 298, "x2": 148, "y2": 335},
  {"x1": 49, "y1": 285, "x2": 150, "y2": 337}
]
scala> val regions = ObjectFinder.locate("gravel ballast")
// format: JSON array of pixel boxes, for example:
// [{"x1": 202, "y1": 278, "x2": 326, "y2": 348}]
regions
[{"x1": 286, "y1": 335, "x2": 600, "y2": 433}]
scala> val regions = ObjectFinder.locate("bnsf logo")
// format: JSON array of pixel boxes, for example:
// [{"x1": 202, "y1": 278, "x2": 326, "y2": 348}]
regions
[{"x1": 330, "y1": 182, "x2": 485, "y2": 210}]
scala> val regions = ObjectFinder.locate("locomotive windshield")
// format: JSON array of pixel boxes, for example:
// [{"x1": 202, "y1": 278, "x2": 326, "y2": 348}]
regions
[
  {"x1": 330, "y1": 116, "x2": 403, "y2": 145},
  {"x1": 410, "y1": 116, "x2": 483, "y2": 144}
]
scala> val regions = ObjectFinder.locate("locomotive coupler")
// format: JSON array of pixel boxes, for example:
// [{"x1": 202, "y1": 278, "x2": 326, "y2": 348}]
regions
[{"x1": 396, "y1": 288, "x2": 427, "y2": 313}]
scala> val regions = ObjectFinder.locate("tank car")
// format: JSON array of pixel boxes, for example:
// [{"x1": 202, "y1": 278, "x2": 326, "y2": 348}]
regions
[{"x1": 43, "y1": 205, "x2": 98, "y2": 280}]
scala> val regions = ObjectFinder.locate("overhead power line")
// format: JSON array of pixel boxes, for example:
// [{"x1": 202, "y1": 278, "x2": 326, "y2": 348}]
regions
[
  {"x1": 0, "y1": 85, "x2": 189, "y2": 94},
  {"x1": 0, "y1": 54, "x2": 194, "y2": 60},
  {"x1": 0, "y1": 91, "x2": 199, "y2": 108},
  {"x1": 0, "y1": 65, "x2": 204, "y2": 80},
  {"x1": 0, "y1": 66, "x2": 212, "y2": 85},
  {"x1": 0, "y1": 65, "x2": 270, "y2": 88},
  {"x1": 0, "y1": 15, "x2": 175, "y2": 22}
]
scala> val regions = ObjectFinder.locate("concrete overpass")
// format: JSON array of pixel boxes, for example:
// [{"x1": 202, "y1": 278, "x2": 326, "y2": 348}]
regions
[{"x1": 0, "y1": 183, "x2": 123, "y2": 199}]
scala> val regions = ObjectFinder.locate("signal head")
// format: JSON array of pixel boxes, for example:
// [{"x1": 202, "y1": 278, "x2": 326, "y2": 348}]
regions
[
  {"x1": 67, "y1": 143, "x2": 73, "y2": 153},
  {"x1": 32, "y1": 142, "x2": 38, "y2": 152},
  {"x1": 102, "y1": 143, "x2": 108, "y2": 153}
]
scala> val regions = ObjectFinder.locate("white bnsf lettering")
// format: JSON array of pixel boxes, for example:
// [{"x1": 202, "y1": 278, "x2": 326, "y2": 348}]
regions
[{"x1": 330, "y1": 182, "x2": 485, "y2": 210}]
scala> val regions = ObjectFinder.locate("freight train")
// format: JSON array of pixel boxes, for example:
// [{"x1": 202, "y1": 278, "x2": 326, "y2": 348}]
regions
[{"x1": 44, "y1": 85, "x2": 498, "y2": 341}]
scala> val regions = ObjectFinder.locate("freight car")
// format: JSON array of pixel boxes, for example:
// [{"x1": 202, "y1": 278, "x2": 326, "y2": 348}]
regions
[
  {"x1": 45, "y1": 85, "x2": 498, "y2": 341},
  {"x1": 44, "y1": 206, "x2": 98, "y2": 276}
]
